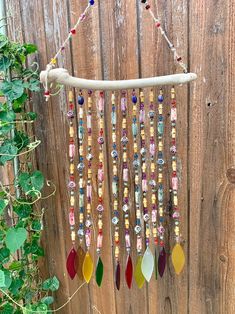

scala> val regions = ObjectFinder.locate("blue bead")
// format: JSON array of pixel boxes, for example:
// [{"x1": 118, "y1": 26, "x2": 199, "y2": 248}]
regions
[
  {"x1": 160, "y1": 217, "x2": 164, "y2": 223},
  {"x1": 89, "y1": 0, "x2": 95, "y2": 5},
  {"x1": 158, "y1": 95, "x2": 164, "y2": 102},
  {"x1": 132, "y1": 95, "x2": 138, "y2": 103},
  {"x1": 78, "y1": 95, "x2": 84, "y2": 105}
]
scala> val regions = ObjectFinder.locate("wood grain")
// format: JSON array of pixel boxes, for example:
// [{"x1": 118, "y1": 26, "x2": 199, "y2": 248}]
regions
[{"x1": 5, "y1": 0, "x2": 235, "y2": 313}]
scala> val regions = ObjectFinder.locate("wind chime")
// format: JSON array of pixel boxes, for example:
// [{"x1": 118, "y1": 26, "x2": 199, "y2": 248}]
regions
[{"x1": 40, "y1": 0, "x2": 196, "y2": 289}]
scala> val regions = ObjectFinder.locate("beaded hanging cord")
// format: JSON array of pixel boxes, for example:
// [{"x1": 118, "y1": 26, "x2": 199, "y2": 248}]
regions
[{"x1": 40, "y1": 0, "x2": 196, "y2": 289}]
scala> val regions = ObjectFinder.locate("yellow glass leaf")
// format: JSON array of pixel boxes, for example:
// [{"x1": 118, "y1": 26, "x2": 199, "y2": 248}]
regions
[
  {"x1": 171, "y1": 243, "x2": 185, "y2": 275},
  {"x1": 134, "y1": 255, "x2": 145, "y2": 289},
  {"x1": 82, "y1": 252, "x2": 94, "y2": 283}
]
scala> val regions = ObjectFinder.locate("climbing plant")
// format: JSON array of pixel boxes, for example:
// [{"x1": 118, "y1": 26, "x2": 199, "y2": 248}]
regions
[{"x1": 0, "y1": 34, "x2": 59, "y2": 313}]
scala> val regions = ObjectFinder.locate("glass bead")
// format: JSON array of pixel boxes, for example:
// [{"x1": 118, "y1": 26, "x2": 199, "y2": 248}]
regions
[
  {"x1": 78, "y1": 95, "x2": 84, "y2": 105},
  {"x1": 112, "y1": 217, "x2": 119, "y2": 225},
  {"x1": 89, "y1": 0, "x2": 95, "y2": 5},
  {"x1": 132, "y1": 95, "x2": 138, "y2": 103},
  {"x1": 134, "y1": 225, "x2": 141, "y2": 234}
]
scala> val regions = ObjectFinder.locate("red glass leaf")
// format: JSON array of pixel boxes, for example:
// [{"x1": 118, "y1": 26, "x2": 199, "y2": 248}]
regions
[
  {"x1": 66, "y1": 248, "x2": 77, "y2": 280},
  {"x1": 125, "y1": 254, "x2": 133, "y2": 289},
  {"x1": 158, "y1": 247, "x2": 166, "y2": 277},
  {"x1": 115, "y1": 261, "x2": 121, "y2": 290}
]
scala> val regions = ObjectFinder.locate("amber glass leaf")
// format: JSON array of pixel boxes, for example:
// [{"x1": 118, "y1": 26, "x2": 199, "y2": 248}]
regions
[
  {"x1": 172, "y1": 243, "x2": 185, "y2": 275},
  {"x1": 115, "y1": 261, "x2": 121, "y2": 290},
  {"x1": 141, "y1": 246, "x2": 154, "y2": 282},
  {"x1": 95, "y1": 257, "x2": 104, "y2": 287},
  {"x1": 134, "y1": 255, "x2": 145, "y2": 289},
  {"x1": 158, "y1": 247, "x2": 166, "y2": 277},
  {"x1": 125, "y1": 254, "x2": 133, "y2": 289},
  {"x1": 82, "y1": 252, "x2": 94, "y2": 283},
  {"x1": 66, "y1": 248, "x2": 77, "y2": 280},
  {"x1": 75, "y1": 246, "x2": 85, "y2": 281}
]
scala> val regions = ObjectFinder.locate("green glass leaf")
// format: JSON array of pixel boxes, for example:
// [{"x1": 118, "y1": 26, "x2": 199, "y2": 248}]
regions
[
  {"x1": 134, "y1": 255, "x2": 145, "y2": 289},
  {"x1": 0, "y1": 269, "x2": 6, "y2": 287},
  {"x1": 0, "y1": 199, "x2": 9, "y2": 215},
  {"x1": 95, "y1": 256, "x2": 104, "y2": 287},
  {"x1": 5, "y1": 227, "x2": 27, "y2": 253},
  {"x1": 141, "y1": 246, "x2": 154, "y2": 282}
]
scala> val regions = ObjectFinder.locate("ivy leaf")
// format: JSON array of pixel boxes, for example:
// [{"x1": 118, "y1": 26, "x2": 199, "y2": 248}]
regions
[
  {"x1": 0, "y1": 247, "x2": 10, "y2": 263},
  {"x1": 8, "y1": 261, "x2": 22, "y2": 271},
  {"x1": 14, "y1": 131, "x2": 30, "y2": 151},
  {"x1": 0, "y1": 303, "x2": 14, "y2": 314},
  {"x1": 31, "y1": 220, "x2": 42, "y2": 231},
  {"x1": 0, "y1": 110, "x2": 16, "y2": 122},
  {"x1": 0, "y1": 56, "x2": 11, "y2": 71},
  {"x1": 9, "y1": 277, "x2": 24, "y2": 296},
  {"x1": 27, "y1": 78, "x2": 40, "y2": 92},
  {"x1": 26, "y1": 111, "x2": 37, "y2": 120},
  {"x1": 18, "y1": 172, "x2": 31, "y2": 192},
  {"x1": 12, "y1": 93, "x2": 28, "y2": 112},
  {"x1": 5, "y1": 227, "x2": 27, "y2": 253},
  {"x1": 42, "y1": 276, "x2": 60, "y2": 292},
  {"x1": 0, "y1": 80, "x2": 24, "y2": 101},
  {"x1": 13, "y1": 203, "x2": 32, "y2": 218},
  {"x1": 31, "y1": 171, "x2": 44, "y2": 191},
  {"x1": 0, "y1": 269, "x2": 6, "y2": 287},
  {"x1": 0, "y1": 142, "x2": 18, "y2": 165},
  {"x1": 41, "y1": 296, "x2": 54, "y2": 305},
  {"x1": 23, "y1": 43, "x2": 37, "y2": 55},
  {"x1": 0, "y1": 199, "x2": 9, "y2": 215},
  {"x1": 0, "y1": 35, "x2": 8, "y2": 49}
]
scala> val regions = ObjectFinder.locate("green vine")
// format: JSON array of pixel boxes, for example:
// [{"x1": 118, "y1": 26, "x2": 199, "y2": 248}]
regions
[{"x1": 0, "y1": 34, "x2": 59, "y2": 314}]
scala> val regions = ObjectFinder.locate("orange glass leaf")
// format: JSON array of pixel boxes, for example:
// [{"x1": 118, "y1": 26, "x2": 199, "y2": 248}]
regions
[
  {"x1": 66, "y1": 248, "x2": 77, "y2": 280},
  {"x1": 134, "y1": 255, "x2": 145, "y2": 289},
  {"x1": 75, "y1": 246, "x2": 85, "y2": 281},
  {"x1": 82, "y1": 252, "x2": 94, "y2": 283},
  {"x1": 171, "y1": 243, "x2": 185, "y2": 275},
  {"x1": 125, "y1": 254, "x2": 133, "y2": 289}
]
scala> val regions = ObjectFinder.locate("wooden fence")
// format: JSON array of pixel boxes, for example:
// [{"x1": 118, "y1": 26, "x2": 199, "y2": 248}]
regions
[{"x1": 5, "y1": 0, "x2": 235, "y2": 313}]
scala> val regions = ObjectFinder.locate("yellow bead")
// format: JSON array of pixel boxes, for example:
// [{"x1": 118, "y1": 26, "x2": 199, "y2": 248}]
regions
[
  {"x1": 149, "y1": 90, "x2": 154, "y2": 102},
  {"x1": 140, "y1": 91, "x2": 144, "y2": 102},
  {"x1": 69, "y1": 127, "x2": 74, "y2": 138},
  {"x1": 70, "y1": 163, "x2": 74, "y2": 174},
  {"x1": 70, "y1": 196, "x2": 75, "y2": 206},
  {"x1": 71, "y1": 231, "x2": 76, "y2": 242},
  {"x1": 50, "y1": 58, "x2": 57, "y2": 65},
  {"x1": 69, "y1": 91, "x2": 73, "y2": 102}
]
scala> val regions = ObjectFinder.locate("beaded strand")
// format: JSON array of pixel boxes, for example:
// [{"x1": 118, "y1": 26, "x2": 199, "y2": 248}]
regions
[
  {"x1": 66, "y1": 91, "x2": 77, "y2": 280},
  {"x1": 156, "y1": 89, "x2": 166, "y2": 277},
  {"x1": 110, "y1": 93, "x2": 121, "y2": 290},
  {"x1": 170, "y1": 87, "x2": 185, "y2": 275},
  {"x1": 121, "y1": 92, "x2": 133, "y2": 289}
]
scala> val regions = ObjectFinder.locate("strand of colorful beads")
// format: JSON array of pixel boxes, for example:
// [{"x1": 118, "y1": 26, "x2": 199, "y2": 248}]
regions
[
  {"x1": 170, "y1": 87, "x2": 185, "y2": 275},
  {"x1": 121, "y1": 92, "x2": 132, "y2": 289},
  {"x1": 95, "y1": 92, "x2": 105, "y2": 286},
  {"x1": 66, "y1": 91, "x2": 77, "y2": 280},
  {"x1": 132, "y1": 91, "x2": 145, "y2": 289},
  {"x1": 139, "y1": 91, "x2": 155, "y2": 283},
  {"x1": 156, "y1": 89, "x2": 166, "y2": 277},
  {"x1": 110, "y1": 93, "x2": 121, "y2": 290},
  {"x1": 84, "y1": 91, "x2": 93, "y2": 270},
  {"x1": 148, "y1": 90, "x2": 158, "y2": 280}
]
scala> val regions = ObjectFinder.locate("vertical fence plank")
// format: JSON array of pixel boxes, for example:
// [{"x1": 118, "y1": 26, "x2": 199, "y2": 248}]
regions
[{"x1": 189, "y1": 0, "x2": 235, "y2": 313}]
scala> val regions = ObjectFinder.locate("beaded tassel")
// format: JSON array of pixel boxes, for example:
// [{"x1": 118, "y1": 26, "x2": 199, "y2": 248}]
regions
[
  {"x1": 111, "y1": 93, "x2": 120, "y2": 290},
  {"x1": 95, "y1": 91, "x2": 105, "y2": 286},
  {"x1": 121, "y1": 92, "x2": 132, "y2": 289},
  {"x1": 66, "y1": 91, "x2": 77, "y2": 280},
  {"x1": 139, "y1": 91, "x2": 154, "y2": 283},
  {"x1": 132, "y1": 90, "x2": 145, "y2": 289},
  {"x1": 170, "y1": 87, "x2": 185, "y2": 275},
  {"x1": 157, "y1": 89, "x2": 166, "y2": 277}
]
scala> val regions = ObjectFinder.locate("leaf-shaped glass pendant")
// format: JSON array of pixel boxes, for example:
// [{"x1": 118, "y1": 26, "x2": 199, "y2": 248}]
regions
[
  {"x1": 75, "y1": 246, "x2": 85, "y2": 281},
  {"x1": 82, "y1": 252, "x2": 94, "y2": 283},
  {"x1": 172, "y1": 243, "x2": 185, "y2": 275},
  {"x1": 95, "y1": 257, "x2": 104, "y2": 287},
  {"x1": 115, "y1": 261, "x2": 121, "y2": 290},
  {"x1": 66, "y1": 248, "x2": 77, "y2": 280},
  {"x1": 141, "y1": 246, "x2": 154, "y2": 282},
  {"x1": 158, "y1": 247, "x2": 166, "y2": 277},
  {"x1": 134, "y1": 255, "x2": 145, "y2": 289},
  {"x1": 125, "y1": 254, "x2": 133, "y2": 289}
]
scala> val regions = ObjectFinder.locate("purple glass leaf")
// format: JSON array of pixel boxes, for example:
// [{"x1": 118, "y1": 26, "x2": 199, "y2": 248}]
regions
[
  {"x1": 66, "y1": 248, "x2": 77, "y2": 280},
  {"x1": 158, "y1": 247, "x2": 166, "y2": 277},
  {"x1": 125, "y1": 254, "x2": 133, "y2": 289},
  {"x1": 115, "y1": 261, "x2": 121, "y2": 290}
]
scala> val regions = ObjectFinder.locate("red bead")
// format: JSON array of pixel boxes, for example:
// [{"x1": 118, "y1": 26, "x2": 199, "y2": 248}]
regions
[
  {"x1": 156, "y1": 22, "x2": 161, "y2": 27},
  {"x1": 177, "y1": 56, "x2": 182, "y2": 62},
  {"x1": 70, "y1": 28, "x2": 76, "y2": 35},
  {"x1": 154, "y1": 238, "x2": 158, "y2": 245},
  {"x1": 98, "y1": 197, "x2": 103, "y2": 203},
  {"x1": 160, "y1": 241, "x2": 164, "y2": 247},
  {"x1": 100, "y1": 91, "x2": 104, "y2": 97},
  {"x1": 70, "y1": 207, "x2": 74, "y2": 212},
  {"x1": 146, "y1": 5, "x2": 150, "y2": 9},
  {"x1": 44, "y1": 91, "x2": 50, "y2": 96}
]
